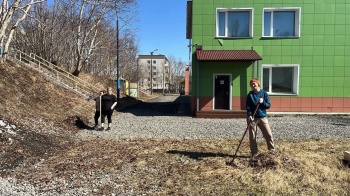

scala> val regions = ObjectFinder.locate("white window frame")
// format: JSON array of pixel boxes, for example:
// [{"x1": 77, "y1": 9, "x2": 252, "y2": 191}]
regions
[
  {"x1": 262, "y1": 64, "x2": 299, "y2": 95},
  {"x1": 216, "y1": 8, "x2": 254, "y2": 38},
  {"x1": 262, "y1": 7, "x2": 301, "y2": 38}
]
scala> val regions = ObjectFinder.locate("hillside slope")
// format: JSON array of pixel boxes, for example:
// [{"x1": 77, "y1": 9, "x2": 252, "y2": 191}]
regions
[{"x1": 0, "y1": 59, "x2": 115, "y2": 173}]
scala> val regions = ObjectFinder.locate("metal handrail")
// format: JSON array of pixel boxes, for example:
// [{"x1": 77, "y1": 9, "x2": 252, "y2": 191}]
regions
[
  {"x1": 12, "y1": 49, "x2": 99, "y2": 98},
  {"x1": 28, "y1": 53, "x2": 100, "y2": 92}
]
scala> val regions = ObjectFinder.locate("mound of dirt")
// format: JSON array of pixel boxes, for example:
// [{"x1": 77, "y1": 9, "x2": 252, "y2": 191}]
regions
[{"x1": 249, "y1": 151, "x2": 300, "y2": 170}]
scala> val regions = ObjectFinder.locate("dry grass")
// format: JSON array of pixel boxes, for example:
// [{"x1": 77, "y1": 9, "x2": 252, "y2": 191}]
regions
[
  {"x1": 0, "y1": 60, "x2": 349, "y2": 195},
  {"x1": 0, "y1": 60, "x2": 94, "y2": 125},
  {"x1": 13, "y1": 138, "x2": 350, "y2": 195}
]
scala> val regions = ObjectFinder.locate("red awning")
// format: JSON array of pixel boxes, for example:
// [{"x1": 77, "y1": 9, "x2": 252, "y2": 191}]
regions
[{"x1": 196, "y1": 50, "x2": 262, "y2": 61}]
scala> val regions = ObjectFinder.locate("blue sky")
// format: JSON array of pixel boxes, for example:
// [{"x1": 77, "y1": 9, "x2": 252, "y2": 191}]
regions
[
  {"x1": 46, "y1": 0, "x2": 189, "y2": 61},
  {"x1": 137, "y1": 0, "x2": 190, "y2": 62}
]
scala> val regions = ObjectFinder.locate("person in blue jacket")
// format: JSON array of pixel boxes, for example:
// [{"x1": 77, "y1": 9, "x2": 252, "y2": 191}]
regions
[{"x1": 246, "y1": 78, "x2": 275, "y2": 157}]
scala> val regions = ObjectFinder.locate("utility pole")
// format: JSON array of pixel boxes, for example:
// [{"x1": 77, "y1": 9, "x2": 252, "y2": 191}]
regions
[
  {"x1": 116, "y1": 17, "x2": 120, "y2": 100},
  {"x1": 163, "y1": 56, "x2": 165, "y2": 95}
]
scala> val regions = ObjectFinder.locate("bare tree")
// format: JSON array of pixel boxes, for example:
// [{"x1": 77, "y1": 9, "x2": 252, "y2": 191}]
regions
[
  {"x1": 167, "y1": 55, "x2": 186, "y2": 92},
  {"x1": 0, "y1": 0, "x2": 45, "y2": 60},
  {"x1": 53, "y1": 0, "x2": 137, "y2": 76},
  {"x1": 3, "y1": 0, "x2": 139, "y2": 81},
  {"x1": 137, "y1": 58, "x2": 151, "y2": 90},
  {"x1": 117, "y1": 31, "x2": 138, "y2": 82},
  {"x1": 11, "y1": 0, "x2": 138, "y2": 78},
  {"x1": 12, "y1": 3, "x2": 64, "y2": 63}
]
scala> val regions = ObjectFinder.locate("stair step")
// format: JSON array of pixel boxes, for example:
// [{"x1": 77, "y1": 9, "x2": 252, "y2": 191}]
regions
[
  {"x1": 9, "y1": 50, "x2": 98, "y2": 99},
  {"x1": 196, "y1": 110, "x2": 246, "y2": 119}
]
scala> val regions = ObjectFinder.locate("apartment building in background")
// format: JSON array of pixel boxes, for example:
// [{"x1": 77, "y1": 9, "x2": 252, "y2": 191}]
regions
[
  {"x1": 187, "y1": 0, "x2": 350, "y2": 116},
  {"x1": 137, "y1": 54, "x2": 170, "y2": 93}
]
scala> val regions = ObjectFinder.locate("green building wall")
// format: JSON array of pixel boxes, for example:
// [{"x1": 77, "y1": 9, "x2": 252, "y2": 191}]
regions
[{"x1": 191, "y1": 0, "x2": 350, "y2": 113}]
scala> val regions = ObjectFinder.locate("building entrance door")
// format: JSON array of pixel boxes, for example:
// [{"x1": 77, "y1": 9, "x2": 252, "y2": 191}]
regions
[{"x1": 214, "y1": 75, "x2": 230, "y2": 110}]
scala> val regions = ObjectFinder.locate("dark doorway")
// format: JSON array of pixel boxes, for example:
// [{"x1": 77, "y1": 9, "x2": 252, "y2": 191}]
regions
[{"x1": 214, "y1": 75, "x2": 230, "y2": 110}]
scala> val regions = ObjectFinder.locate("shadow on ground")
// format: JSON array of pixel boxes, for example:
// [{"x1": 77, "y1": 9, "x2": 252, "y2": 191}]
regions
[
  {"x1": 116, "y1": 95, "x2": 192, "y2": 117},
  {"x1": 166, "y1": 150, "x2": 244, "y2": 160}
]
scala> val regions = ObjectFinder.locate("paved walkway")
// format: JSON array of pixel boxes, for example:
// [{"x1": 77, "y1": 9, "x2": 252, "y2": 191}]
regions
[{"x1": 117, "y1": 94, "x2": 191, "y2": 116}]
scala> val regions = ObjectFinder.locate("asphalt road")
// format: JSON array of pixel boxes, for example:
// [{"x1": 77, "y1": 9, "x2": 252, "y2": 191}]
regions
[{"x1": 122, "y1": 94, "x2": 191, "y2": 117}]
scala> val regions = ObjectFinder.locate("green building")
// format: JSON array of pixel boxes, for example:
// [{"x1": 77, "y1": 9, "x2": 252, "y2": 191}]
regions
[{"x1": 187, "y1": 0, "x2": 350, "y2": 117}]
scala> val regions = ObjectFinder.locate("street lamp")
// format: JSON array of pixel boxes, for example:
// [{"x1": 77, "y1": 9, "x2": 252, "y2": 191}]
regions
[
  {"x1": 116, "y1": 16, "x2": 120, "y2": 100},
  {"x1": 150, "y1": 48, "x2": 158, "y2": 95}
]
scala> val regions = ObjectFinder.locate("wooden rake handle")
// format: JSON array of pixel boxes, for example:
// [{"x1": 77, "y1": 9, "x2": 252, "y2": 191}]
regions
[{"x1": 228, "y1": 103, "x2": 260, "y2": 165}]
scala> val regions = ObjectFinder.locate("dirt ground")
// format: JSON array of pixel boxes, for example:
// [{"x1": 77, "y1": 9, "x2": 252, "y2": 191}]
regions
[
  {"x1": 0, "y1": 60, "x2": 349, "y2": 195},
  {"x1": 0, "y1": 60, "x2": 140, "y2": 176}
]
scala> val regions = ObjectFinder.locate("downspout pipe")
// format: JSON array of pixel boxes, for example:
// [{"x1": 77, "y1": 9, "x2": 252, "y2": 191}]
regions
[
  {"x1": 196, "y1": 57, "x2": 199, "y2": 111},
  {"x1": 257, "y1": 60, "x2": 260, "y2": 79},
  {"x1": 252, "y1": 60, "x2": 255, "y2": 78},
  {"x1": 251, "y1": 46, "x2": 254, "y2": 78},
  {"x1": 195, "y1": 46, "x2": 202, "y2": 112}
]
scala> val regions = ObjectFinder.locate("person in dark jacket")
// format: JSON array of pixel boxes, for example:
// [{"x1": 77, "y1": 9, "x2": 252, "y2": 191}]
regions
[
  {"x1": 100, "y1": 87, "x2": 118, "y2": 131},
  {"x1": 246, "y1": 78, "x2": 275, "y2": 157}
]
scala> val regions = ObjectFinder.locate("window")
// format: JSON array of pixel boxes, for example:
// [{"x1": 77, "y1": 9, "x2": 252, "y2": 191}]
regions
[
  {"x1": 262, "y1": 64, "x2": 299, "y2": 95},
  {"x1": 216, "y1": 8, "x2": 253, "y2": 38},
  {"x1": 147, "y1": 60, "x2": 151, "y2": 64},
  {"x1": 153, "y1": 60, "x2": 156, "y2": 64},
  {"x1": 263, "y1": 8, "x2": 301, "y2": 37}
]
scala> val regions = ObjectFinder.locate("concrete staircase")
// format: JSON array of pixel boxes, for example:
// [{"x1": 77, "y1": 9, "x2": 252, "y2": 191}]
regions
[{"x1": 8, "y1": 49, "x2": 99, "y2": 100}]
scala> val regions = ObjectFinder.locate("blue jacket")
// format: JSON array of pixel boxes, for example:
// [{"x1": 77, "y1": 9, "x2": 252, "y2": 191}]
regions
[{"x1": 246, "y1": 89, "x2": 271, "y2": 118}]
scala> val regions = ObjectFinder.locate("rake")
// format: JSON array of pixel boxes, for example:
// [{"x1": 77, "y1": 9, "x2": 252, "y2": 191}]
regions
[{"x1": 227, "y1": 103, "x2": 260, "y2": 166}]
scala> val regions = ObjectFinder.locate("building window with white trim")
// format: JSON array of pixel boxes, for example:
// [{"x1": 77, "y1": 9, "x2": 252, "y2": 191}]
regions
[
  {"x1": 216, "y1": 8, "x2": 253, "y2": 38},
  {"x1": 262, "y1": 64, "x2": 299, "y2": 95},
  {"x1": 263, "y1": 8, "x2": 301, "y2": 37}
]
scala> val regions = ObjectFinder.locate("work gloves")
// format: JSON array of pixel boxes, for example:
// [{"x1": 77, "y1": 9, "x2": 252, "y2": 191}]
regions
[
  {"x1": 249, "y1": 98, "x2": 263, "y2": 121},
  {"x1": 258, "y1": 98, "x2": 263, "y2": 103}
]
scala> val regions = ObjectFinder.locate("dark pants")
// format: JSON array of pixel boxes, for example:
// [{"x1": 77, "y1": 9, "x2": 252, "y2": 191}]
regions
[
  {"x1": 94, "y1": 111, "x2": 101, "y2": 125},
  {"x1": 101, "y1": 110, "x2": 114, "y2": 124}
]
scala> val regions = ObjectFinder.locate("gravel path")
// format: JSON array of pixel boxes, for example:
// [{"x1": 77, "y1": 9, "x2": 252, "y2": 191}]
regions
[
  {"x1": 75, "y1": 95, "x2": 350, "y2": 141},
  {"x1": 1, "y1": 95, "x2": 349, "y2": 195}
]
